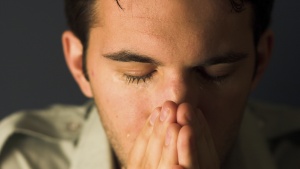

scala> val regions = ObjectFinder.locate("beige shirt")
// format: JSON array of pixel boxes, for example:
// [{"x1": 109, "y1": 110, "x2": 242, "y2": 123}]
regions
[{"x1": 0, "y1": 101, "x2": 299, "y2": 169}]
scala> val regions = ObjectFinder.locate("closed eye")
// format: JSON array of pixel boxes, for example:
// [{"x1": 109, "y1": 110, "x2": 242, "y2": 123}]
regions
[
  {"x1": 194, "y1": 64, "x2": 234, "y2": 83},
  {"x1": 124, "y1": 70, "x2": 156, "y2": 84}
]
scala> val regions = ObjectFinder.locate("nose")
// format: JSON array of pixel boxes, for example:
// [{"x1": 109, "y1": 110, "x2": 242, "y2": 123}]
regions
[{"x1": 159, "y1": 71, "x2": 195, "y2": 105}]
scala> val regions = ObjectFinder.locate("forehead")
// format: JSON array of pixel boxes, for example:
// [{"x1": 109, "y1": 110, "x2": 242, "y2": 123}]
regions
[
  {"x1": 94, "y1": 0, "x2": 252, "y2": 38},
  {"x1": 91, "y1": 0, "x2": 253, "y2": 58},
  {"x1": 95, "y1": 0, "x2": 252, "y2": 28}
]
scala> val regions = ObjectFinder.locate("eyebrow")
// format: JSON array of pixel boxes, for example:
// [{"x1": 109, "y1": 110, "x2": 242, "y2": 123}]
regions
[
  {"x1": 103, "y1": 50, "x2": 247, "y2": 66},
  {"x1": 103, "y1": 50, "x2": 162, "y2": 66},
  {"x1": 201, "y1": 52, "x2": 248, "y2": 66}
]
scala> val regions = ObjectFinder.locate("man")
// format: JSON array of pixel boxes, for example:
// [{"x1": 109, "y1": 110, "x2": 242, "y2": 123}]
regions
[{"x1": 0, "y1": 0, "x2": 300, "y2": 168}]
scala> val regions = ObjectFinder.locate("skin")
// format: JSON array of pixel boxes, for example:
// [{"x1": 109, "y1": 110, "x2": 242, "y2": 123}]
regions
[{"x1": 62, "y1": 0, "x2": 273, "y2": 168}]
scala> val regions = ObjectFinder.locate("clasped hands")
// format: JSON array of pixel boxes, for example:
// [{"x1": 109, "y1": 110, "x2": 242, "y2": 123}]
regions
[{"x1": 125, "y1": 101, "x2": 220, "y2": 169}]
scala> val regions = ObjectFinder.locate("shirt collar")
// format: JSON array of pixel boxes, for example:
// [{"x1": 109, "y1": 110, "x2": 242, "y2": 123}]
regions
[{"x1": 70, "y1": 105, "x2": 114, "y2": 169}]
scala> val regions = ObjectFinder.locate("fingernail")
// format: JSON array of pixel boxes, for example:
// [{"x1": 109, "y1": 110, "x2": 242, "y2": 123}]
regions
[
  {"x1": 150, "y1": 110, "x2": 159, "y2": 126},
  {"x1": 165, "y1": 130, "x2": 171, "y2": 146},
  {"x1": 160, "y1": 106, "x2": 169, "y2": 121}
]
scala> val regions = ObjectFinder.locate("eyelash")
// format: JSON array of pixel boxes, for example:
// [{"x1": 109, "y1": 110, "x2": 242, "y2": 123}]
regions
[
  {"x1": 203, "y1": 74, "x2": 228, "y2": 84},
  {"x1": 194, "y1": 68, "x2": 228, "y2": 84},
  {"x1": 124, "y1": 71, "x2": 156, "y2": 84},
  {"x1": 124, "y1": 69, "x2": 228, "y2": 85}
]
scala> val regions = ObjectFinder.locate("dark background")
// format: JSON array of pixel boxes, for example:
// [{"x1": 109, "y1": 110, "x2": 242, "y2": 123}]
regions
[{"x1": 0, "y1": 1, "x2": 299, "y2": 119}]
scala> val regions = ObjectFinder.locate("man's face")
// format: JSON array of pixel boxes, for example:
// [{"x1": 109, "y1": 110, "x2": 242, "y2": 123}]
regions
[{"x1": 85, "y1": 0, "x2": 255, "y2": 165}]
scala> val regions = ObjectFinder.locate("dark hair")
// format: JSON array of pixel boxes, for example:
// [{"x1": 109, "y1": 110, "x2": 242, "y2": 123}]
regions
[
  {"x1": 64, "y1": 0, "x2": 274, "y2": 79},
  {"x1": 231, "y1": 0, "x2": 274, "y2": 44}
]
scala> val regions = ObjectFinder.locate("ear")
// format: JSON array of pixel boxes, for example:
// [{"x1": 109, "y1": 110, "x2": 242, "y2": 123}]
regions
[
  {"x1": 62, "y1": 31, "x2": 93, "y2": 98},
  {"x1": 251, "y1": 29, "x2": 274, "y2": 90}
]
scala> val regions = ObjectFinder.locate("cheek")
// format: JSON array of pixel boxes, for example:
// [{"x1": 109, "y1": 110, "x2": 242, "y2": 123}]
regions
[
  {"x1": 200, "y1": 84, "x2": 250, "y2": 135},
  {"x1": 198, "y1": 59, "x2": 255, "y2": 142},
  {"x1": 89, "y1": 66, "x2": 152, "y2": 141},
  {"x1": 196, "y1": 79, "x2": 252, "y2": 160}
]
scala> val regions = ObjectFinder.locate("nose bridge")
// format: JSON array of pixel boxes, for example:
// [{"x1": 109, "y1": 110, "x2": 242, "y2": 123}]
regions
[{"x1": 163, "y1": 71, "x2": 191, "y2": 105}]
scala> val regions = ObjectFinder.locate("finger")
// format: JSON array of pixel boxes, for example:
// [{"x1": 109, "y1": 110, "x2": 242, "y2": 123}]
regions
[
  {"x1": 176, "y1": 103, "x2": 194, "y2": 126},
  {"x1": 177, "y1": 105, "x2": 219, "y2": 168},
  {"x1": 142, "y1": 101, "x2": 177, "y2": 168},
  {"x1": 177, "y1": 125, "x2": 198, "y2": 168},
  {"x1": 127, "y1": 107, "x2": 161, "y2": 167},
  {"x1": 159, "y1": 123, "x2": 181, "y2": 168}
]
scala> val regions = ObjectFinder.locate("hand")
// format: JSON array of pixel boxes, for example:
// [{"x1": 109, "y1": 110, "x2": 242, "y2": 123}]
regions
[
  {"x1": 126, "y1": 101, "x2": 180, "y2": 168},
  {"x1": 176, "y1": 103, "x2": 220, "y2": 169},
  {"x1": 125, "y1": 101, "x2": 220, "y2": 169}
]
